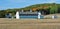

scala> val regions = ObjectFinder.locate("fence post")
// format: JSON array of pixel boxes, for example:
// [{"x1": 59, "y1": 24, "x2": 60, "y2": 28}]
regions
[
  {"x1": 22, "y1": 10, "x2": 24, "y2": 12},
  {"x1": 38, "y1": 12, "x2": 41, "y2": 19},
  {"x1": 52, "y1": 15, "x2": 57, "y2": 19},
  {"x1": 30, "y1": 9, "x2": 32, "y2": 12},
  {"x1": 52, "y1": 15, "x2": 54, "y2": 19},
  {"x1": 16, "y1": 11, "x2": 19, "y2": 19}
]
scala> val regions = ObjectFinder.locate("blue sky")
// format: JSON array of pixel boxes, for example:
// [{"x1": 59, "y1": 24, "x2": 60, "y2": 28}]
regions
[{"x1": 0, "y1": 0, "x2": 60, "y2": 10}]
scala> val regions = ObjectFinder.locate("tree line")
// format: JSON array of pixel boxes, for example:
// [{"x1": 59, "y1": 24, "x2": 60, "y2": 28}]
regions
[{"x1": 0, "y1": 3, "x2": 60, "y2": 18}]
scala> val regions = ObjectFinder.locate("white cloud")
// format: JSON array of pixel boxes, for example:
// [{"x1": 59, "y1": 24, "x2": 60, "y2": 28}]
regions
[
  {"x1": 7, "y1": 0, "x2": 29, "y2": 3},
  {"x1": 41, "y1": 0, "x2": 55, "y2": 3}
]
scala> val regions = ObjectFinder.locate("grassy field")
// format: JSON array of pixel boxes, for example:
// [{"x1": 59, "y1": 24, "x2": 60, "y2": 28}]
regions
[{"x1": 0, "y1": 18, "x2": 60, "y2": 29}]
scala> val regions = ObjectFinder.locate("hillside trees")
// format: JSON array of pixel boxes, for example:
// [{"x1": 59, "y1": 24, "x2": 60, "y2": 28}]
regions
[
  {"x1": 0, "y1": 3, "x2": 60, "y2": 18},
  {"x1": 50, "y1": 3, "x2": 58, "y2": 14}
]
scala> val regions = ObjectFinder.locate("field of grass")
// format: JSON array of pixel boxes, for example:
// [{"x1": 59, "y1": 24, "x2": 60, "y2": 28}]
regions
[{"x1": 0, "y1": 18, "x2": 60, "y2": 29}]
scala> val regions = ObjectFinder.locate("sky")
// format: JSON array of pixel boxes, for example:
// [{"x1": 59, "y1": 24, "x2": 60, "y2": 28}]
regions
[{"x1": 0, "y1": 0, "x2": 60, "y2": 10}]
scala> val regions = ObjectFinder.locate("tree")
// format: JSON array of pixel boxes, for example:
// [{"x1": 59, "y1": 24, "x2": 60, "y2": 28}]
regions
[{"x1": 50, "y1": 4, "x2": 58, "y2": 14}]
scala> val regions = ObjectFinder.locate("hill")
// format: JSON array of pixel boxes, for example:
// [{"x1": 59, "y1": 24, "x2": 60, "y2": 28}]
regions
[{"x1": 0, "y1": 3, "x2": 60, "y2": 18}]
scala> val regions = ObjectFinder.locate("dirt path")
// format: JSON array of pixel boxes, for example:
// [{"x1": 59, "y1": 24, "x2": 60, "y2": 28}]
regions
[{"x1": 0, "y1": 18, "x2": 60, "y2": 29}]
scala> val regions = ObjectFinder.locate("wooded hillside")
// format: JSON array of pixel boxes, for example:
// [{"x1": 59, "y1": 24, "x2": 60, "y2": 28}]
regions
[{"x1": 0, "y1": 3, "x2": 60, "y2": 18}]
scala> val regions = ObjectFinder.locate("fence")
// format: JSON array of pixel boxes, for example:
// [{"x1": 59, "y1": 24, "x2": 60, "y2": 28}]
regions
[
  {"x1": 6, "y1": 12, "x2": 60, "y2": 19},
  {"x1": 19, "y1": 12, "x2": 38, "y2": 19},
  {"x1": 19, "y1": 12, "x2": 44, "y2": 19}
]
